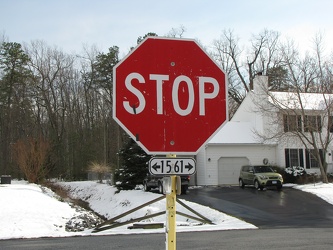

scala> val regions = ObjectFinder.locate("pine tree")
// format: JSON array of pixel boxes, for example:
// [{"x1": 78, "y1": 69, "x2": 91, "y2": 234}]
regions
[
  {"x1": 0, "y1": 42, "x2": 33, "y2": 175},
  {"x1": 115, "y1": 138, "x2": 151, "y2": 191}
]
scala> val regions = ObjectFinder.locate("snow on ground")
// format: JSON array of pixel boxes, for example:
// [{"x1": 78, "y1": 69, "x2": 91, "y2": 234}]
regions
[
  {"x1": 0, "y1": 181, "x2": 81, "y2": 239},
  {"x1": 59, "y1": 181, "x2": 256, "y2": 234},
  {"x1": 293, "y1": 182, "x2": 333, "y2": 205},
  {"x1": 0, "y1": 180, "x2": 332, "y2": 240}
]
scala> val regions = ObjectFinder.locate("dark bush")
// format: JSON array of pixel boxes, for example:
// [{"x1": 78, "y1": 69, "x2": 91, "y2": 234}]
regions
[
  {"x1": 283, "y1": 166, "x2": 307, "y2": 183},
  {"x1": 327, "y1": 173, "x2": 333, "y2": 182}
]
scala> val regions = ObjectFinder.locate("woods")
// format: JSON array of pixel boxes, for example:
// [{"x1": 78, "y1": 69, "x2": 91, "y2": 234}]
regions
[{"x1": 0, "y1": 40, "x2": 125, "y2": 181}]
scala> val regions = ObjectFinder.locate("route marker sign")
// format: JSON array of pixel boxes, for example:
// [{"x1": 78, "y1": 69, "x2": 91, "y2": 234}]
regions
[{"x1": 149, "y1": 157, "x2": 196, "y2": 176}]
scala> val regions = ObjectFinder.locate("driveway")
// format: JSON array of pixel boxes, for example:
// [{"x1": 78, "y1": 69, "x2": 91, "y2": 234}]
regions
[{"x1": 182, "y1": 186, "x2": 333, "y2": 228}]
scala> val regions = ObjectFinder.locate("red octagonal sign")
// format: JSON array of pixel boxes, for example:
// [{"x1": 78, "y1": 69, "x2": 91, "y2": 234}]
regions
[{"x1": 113, "y1": 37, "x2": 228, "y2": 155}]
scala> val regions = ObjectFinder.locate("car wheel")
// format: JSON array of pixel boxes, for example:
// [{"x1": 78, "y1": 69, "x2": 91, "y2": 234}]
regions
[
  {"x1": 254, "y1": 180, "x2": 262, "y2": 190},
  {"x1": 181, "y1": 185, "x2": 188, "y2": 195},
  {"x1": 277, "y1": 185, "x2": 283, "y2": 191},
  {"x1": 143, "y1": 182, "x2": 150, "y2": 192},
  {"x1": 158, "y1": 182, "x2": 164, "y2": 194},
  {"x1": 239, "y1": 179, "x2": 245, "y2": 188}
]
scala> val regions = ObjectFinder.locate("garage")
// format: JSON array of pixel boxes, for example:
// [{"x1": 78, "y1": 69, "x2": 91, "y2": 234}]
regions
[{"x1": 218, "y1": 157, "x2": 249, "y2": 185}]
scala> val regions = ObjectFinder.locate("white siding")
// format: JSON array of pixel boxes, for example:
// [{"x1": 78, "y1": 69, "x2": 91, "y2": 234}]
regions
[
  {"x1": 197, "y1": 144, "x2": 277, "y2": 185},
  {"x1": 195, "y1": 147, "x2": 206, "y2": 186}
]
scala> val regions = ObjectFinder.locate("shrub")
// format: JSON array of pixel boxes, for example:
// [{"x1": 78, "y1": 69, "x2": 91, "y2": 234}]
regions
[
  {"x1": 284, "y1": 166, "x2": 307, "y2": 183},
  {"x1": 327, "y1": 173, "x2": 333, "y2": 182},
  {"x1": 11, "y1": 136, "x2": 50, "y2": 184},
  {"x1": 87, "y1": 162, "x2": 111, "y2": 183}
]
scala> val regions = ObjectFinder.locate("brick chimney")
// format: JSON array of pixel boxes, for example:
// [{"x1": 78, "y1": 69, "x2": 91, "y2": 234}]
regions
[{"x1": 253, "y1": 74, "x2": 268, "y2": 94}]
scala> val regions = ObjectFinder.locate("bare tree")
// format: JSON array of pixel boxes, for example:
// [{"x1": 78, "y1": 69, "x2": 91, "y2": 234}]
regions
[
  {"x1": 166, "y1": 25, "x2": 187, "y2": 38},
  {"x1": 25, "y1": 40, "x2": 76, "y2": 176},
  {"x1": 253, "y1": 38, "x2": 333, "y2": 183},
  {"x1": 212, "y1": 29, "x2": 281, "y2": 117}
]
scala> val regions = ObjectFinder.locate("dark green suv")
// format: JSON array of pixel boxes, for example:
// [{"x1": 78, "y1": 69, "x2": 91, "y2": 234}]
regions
[{"x1": 239, "y1": 165, "x2": 283, "y2": 190}]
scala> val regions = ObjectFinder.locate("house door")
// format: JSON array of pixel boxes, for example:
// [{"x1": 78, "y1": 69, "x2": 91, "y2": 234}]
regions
[{"x1": 218, "y1": 157, "x2": 249, "y2": 185}]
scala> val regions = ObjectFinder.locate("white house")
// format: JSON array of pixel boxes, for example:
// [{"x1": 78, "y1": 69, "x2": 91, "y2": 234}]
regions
[{"x1": 196, "y1": 75, "x2": 333, "y2": 186}]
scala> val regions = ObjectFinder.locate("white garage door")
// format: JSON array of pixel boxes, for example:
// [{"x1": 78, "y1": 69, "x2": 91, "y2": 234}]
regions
[{"x1": 218, "y1": 157, "x2": 249, "y2": 185}]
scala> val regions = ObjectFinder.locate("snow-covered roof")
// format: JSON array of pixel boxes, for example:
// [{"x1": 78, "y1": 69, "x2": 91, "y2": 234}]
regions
[
  {"x1": 269, "y1": 91, "x2": 333, "y2": 110},
  {"x1": 208, "y1": 121, "x2": 259, "y2": 144}
]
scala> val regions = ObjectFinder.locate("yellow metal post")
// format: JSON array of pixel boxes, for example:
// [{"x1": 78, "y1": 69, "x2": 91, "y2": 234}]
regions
[
  {"x1": 166, "y1": 175, "x2": 177, "y2": 250},
  {"x1": 166, "y1": 153, "x2": 177, "y2": 250}
]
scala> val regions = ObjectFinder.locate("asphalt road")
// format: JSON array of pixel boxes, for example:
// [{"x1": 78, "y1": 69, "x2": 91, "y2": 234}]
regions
[
  {"x1": 182, "y1": 185, "x2": 333, "y2": 228},
  {"x1": 2, "y1": 228, "x2": 333, "y2": 249}
]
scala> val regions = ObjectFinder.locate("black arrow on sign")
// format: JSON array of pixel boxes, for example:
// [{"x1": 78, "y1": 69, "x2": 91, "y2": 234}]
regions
[
  {"x1": 185, "y1": 162, "x2": 194, "y2": 172},
  {"x1": 152, "y1": 162, "x2": 161, "y2": 172}
]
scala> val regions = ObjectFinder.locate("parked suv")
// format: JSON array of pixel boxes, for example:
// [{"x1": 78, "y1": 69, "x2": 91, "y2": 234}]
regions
[
  {"x1": 143, "y1": 175, "x2": 190, "y2": 195},
  {"x1": 239, "y1": 165, "x2": 283, "y2": 190}
]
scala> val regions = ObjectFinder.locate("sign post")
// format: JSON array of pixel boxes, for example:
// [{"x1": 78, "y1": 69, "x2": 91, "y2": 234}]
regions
[
  {"x1": 165, "y1": 153, "x2": 177, "y2": 250},
  {"x1": 112, "y1": 37, "x2": 227, "y2": 250},
  {"x1": 166, "y1": 175, "x2": 177, "y2": 250}
]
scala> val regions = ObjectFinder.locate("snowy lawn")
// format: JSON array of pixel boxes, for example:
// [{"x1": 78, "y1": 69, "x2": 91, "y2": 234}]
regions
[
  {"x1": 293, "y1": 182, "x2": 333, "y2": 205},
  {"x1": 0, "y1": 181, "x2": 332, "y2": 240}
]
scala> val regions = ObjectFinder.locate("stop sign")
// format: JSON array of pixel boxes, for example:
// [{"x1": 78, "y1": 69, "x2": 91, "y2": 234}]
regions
[{"x1": 113, "y1": 37, "x2": 227, "y2": 155}]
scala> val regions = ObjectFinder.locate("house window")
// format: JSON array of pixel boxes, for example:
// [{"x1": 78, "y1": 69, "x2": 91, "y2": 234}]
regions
[
  {"x1": 285, "y1": 148, "x2": 304, "y2": 168},
  {"x1": 304, "y1": 115, "x2": 322, "y2": 132},
  {"x1": 283, "y1": 115, "x2": 302, "y2": 132},
  {"x1": 305, "y1": 149, "x2": 324, "y2": 169}
]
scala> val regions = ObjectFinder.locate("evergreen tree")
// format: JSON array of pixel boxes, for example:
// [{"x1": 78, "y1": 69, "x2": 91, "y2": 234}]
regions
[
  {"x1": 0, "y1": 42, "x2": 33, "y2": 175},
  {"x1": 115, "y1": 138, "x2": 151, "y2": 191},
  {"x1": 136, "y1": 32, "x2": 158, "y2": 45},
  {"x1": 267, "y1": 66, "x2": 289, "y2": 91}
]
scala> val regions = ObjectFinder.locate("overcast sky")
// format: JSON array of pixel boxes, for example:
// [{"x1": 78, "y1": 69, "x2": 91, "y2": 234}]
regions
[{"x1": 2, "y1": 0, "x2": 333, "y2": 57}]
